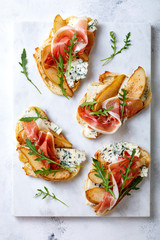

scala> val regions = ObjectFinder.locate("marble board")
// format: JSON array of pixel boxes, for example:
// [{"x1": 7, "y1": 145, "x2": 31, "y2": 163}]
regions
[{"x1": 13, "y1": 22, "x2": 151, "y2": 217}]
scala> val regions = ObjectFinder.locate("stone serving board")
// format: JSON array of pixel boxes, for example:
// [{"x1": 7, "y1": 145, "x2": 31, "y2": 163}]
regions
[{"x1": 13, "y1": 22, "x2": 151, "y2": 217}]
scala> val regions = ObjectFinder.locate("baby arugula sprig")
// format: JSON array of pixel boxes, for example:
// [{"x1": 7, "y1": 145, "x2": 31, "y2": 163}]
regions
[
  {"x1": 118, "y1": 88, "x2": 129, "y2": 121},
  {"x1": 101, "y1": 31, "x2": 131, "y2": 66},
  {"x1": 19, "y1": 108, "x2": 47, "y2": 122},
  {"x1": 80, "y1": 99, "x2": 113, "y2": 117},
  {"x1": 35, "y1": 186, "x2": 68, "y2": 207},
  {"x1": 92, "y1": 158, "x2": 116, "y2": 199},
  {"x1": 19, "y1": 48, "x2": 42, "y2": 94},
  {"x1": 53, "y1": 32, "x2": 79, "y2": 99}
]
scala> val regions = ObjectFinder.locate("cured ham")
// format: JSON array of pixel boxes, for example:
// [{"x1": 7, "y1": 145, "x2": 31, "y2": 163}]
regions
[
  {"x1": 78, "y1": 96, "x2": 143, "y2": 134},
  {"x1": 93, "y1": 151, "x2": 139, "y2": 215},
  {"x1": 50, "y1": 17, "x2": 88, "y2": 64},
  {"x1": 22, "y1": 121, "x2": 60, "y2": 169}
]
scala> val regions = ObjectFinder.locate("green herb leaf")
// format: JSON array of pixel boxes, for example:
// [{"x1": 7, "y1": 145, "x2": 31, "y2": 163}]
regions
[
  {"x1": 89, "y1": 106, "x2": 114, "y2": 117},
  {"x1": 35, "y1": 186, "x2": 68, "y2": 207},
  {"x1": 80, "y1": 99, "x2": 97, "y2": 110},
  {"x1": 54, "y1": 54, "x2": 69, "y2": 99},
  {"x1": 19, "y1": 108, "x2": 47, "y2": 122},
  {"x1": 119, "y1": 149, "x2": 136, "y2": 196},
  {"x1": 64, "y1": 32, "x2": 79, "y2": 75},
  {"x1": 19, "y1": 49, "x2": 42, "y2": 94},
  {"x1": 34, "y1": 167, "x2": 63, "y2": 177},
  {"x1": 25, "y1": 138, "x2": 73, "y2": 172},
  {"x1": 119, "y1": 176, "x2": 143, "y2": 200},
  {"x1": 92, "y1": 158, "x2": 116, "y2": 199},
  {"x1": 101, "y1": 31, "x2": 131, "y2": 66},
  {"x1": 118, "y1": 88, "x2": 129, "y2": 121}
]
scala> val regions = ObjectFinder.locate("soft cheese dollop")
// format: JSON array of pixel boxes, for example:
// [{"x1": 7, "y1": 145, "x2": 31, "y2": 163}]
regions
[
  {"x1": 100, "y1": 142, "x2": 140, "y2": 164},
  {"x1": 65, "y1": 59, "x2": 88, "y2": 88},
  {"x1": 140, "y1": 165, "x2": 148, "y2": 177}
]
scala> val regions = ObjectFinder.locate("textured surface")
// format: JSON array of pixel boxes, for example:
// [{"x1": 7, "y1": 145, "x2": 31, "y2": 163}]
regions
[
  {"x1": 0, "y1": 0, "x2": 160, "y2": 239},
  {"x1": 13, "y1": 22, "x2": 151, "y2": 217}
]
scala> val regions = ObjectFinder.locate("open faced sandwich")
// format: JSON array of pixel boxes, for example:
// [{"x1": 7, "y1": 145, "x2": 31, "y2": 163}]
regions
[
  {"x1": 77, "y1": 66, "x2": 152, "y2": 138},
  {"x1": 16, "y1": 106, "x2": 86, "y2": 181},
  {"x1": 34, "y1": 15, "x2": 97, "y2": 98},
  {"x1": 85, "y1": 142, "x2": 150, "y2": 216}
]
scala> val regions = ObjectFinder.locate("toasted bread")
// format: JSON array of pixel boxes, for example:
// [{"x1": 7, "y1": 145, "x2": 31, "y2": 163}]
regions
[
  {"x1": 33, "y1": 15, "x2": 97, "y2": 97},
  {"x1": 16, "y1": 106, "x2": 84, "y2": 181},
  {"x1": 85, "y1": 144, "x2": 151, "y2": 215}
]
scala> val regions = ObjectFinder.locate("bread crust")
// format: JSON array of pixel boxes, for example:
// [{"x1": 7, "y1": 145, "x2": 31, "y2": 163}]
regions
[{"x1": 16, "y1": 106, "x2": 80, "y2": 181}]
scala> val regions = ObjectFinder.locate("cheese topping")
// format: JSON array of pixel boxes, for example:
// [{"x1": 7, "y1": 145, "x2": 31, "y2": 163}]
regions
[
  {"x1": 140, "y1": 165, "x2": 148, "y2": 177},
  {"x1": 55, "y1": 148, "x2": 86, "y2": 171},
  {"x1": 88, "y1": 19, "x2": 98, "y2": 32},
  {"x1": 65, "y1": 59, "x2": 88, "y2": 88},
  {"x1": 100, "y1": 142, "x2": 140, "y2": 164},
  {"x1": 20, "y1": 109, "x2": 62, "y2": 135},
  {"x1": 86, "y1": 84, "x2": 106, "y2": 102},
  {"x1": 83, "y1": 124, "x2": 98, "y2": 139}
]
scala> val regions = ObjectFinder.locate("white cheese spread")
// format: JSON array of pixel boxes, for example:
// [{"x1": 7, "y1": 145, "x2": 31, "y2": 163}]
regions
[
  {"x1": 100, "y1": 142, "x2": 140, "y2": 164},
  {"x1": 65, "y1": 59, "x2": 88, "y2": 88},
  {"x1": 86, "y1": 84, "x2": 106, "y2": 102}
]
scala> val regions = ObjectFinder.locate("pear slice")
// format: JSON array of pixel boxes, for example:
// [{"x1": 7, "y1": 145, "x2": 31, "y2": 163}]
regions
[
  {"x1": 124, "y1": 66, "x2": 146, "y2": 99},
  {"x1": 86, "y1": 187, "x2": 106, "y2": 204},
  {"x1": 94, "y1": 74, "x2": 126, "y2": 110},
  {"x1": 88, "y1": 171, "x2": 103, "y2": 184},
  {"x1": 54, "y1": 14, "x2": 67, "y2": 33},
  {"x1": 41, "y1": 45, "x2": 73, "y2": 97},
  {"x1": 19, "y1": 147, "x2": 71, "y2": 181}
]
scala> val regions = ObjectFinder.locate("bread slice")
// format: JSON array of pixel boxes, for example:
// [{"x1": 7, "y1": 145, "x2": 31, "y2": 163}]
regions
[
  {"x1": 33, "y1": 15, "x2": 97, "y2": 97},
  {"x1": 16, "y1": 106, "x2": 83, "y2": 181},
  {"x1": 77, "y1": 67, "x2": 152, "y2": 138},
  {"x1": 85, "y1": 144, "x2": 151, "y2": 215}
]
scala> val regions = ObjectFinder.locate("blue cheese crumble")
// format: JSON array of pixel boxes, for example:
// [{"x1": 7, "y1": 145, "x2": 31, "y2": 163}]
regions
[
  {"x1": 83, "y1": 124, "x2": 97, "y2": 139},
  {"x1": 55, "y1": 148, "x2": 86, "y2": 171},
  {"x1": 100, "y1": 142, "x2": 140, "y2": 164},
  {"x1": 139, "y1": 165, "x2": 148, "y2": 177},
  {"x1": 88, "y1": 19, "x2": 98, "y2": 32},
  {"x1": 65, "y1": 59, "x2": 88, "y2": 88}
]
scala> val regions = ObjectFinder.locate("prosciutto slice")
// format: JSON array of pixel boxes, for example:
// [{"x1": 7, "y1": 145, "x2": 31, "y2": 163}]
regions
[
  {"x1": 78, "y1": 96, "x2": 143, "y2": 134},
  {"x1": 93, "y1": 151, "x2": 139, "y2": 215},
  {"x1": 51, "y1": 17, "x2": 88, "y2": 63},
  {"x1": 22, "y1": 121, "x2": 60, "y2": 169}
]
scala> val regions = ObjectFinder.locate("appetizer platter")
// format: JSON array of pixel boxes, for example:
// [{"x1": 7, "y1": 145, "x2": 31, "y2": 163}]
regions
[{"x1": 13, "y1": 20, "x2": 151, "y2": 216}]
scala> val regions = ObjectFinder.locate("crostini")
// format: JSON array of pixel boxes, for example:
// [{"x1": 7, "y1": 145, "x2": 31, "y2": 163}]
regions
[
  {"x1": 85, "y1": 142, "x2": 150, "y2": 215},
  {"x1": 77, "y1": 66, "x2": 152, "y2": 138},
  {"x1": 16, "y1": 106, "x2": 86, "y2": 181},
  {"x1": 34, "y1": 15, "x2": 97, "y2": 98}
]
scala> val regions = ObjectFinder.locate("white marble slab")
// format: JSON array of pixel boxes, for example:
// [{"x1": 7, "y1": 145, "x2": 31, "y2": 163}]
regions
[{"x1": 13, "y1": 22, "x2": 151, "y2": 217}]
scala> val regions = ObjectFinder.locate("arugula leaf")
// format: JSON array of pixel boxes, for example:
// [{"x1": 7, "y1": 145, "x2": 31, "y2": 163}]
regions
[
  {"x1": 54, "y1": 54, "x2": 69, "y2": 99},
  {"x1": 119, "y1": 149, "x2": 136, "y2": 196},
  {"x1": 118, "y1": 88, "x2": 129, "y2": 121},
  {"x1": 64, "y1": 32, "x2": 79, "y2": 75},
  {"x1": 80, "y1": 99, "x2": 97, "y2": 110},
  {"x1": 101, "y1": 31, "x2": 131, "y2": 66},
  {"x1": 34, "y1": 167, "x2": 63, "y2": 177},
  {"x1": 119, "y1": 176, "x2": 143, "y2": 200},
  {"x1": 19, "y1": 108, "x2": 47, "y2": 122},
  {"x1": 89, "y1": 106, "x2": 114, "y2": 117},
  {"x1": 35, "y1": 186, "x2": 68, "y2": 207},
  {"x1": 92, "y1": 158, "x2": 116, "y2": 199},
  {"x1": 19, "y1": 48, "x2": 42, "y2": 94},
  {"x1": 25, "y1": 139, "x2": 73, "y2": 172}
]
